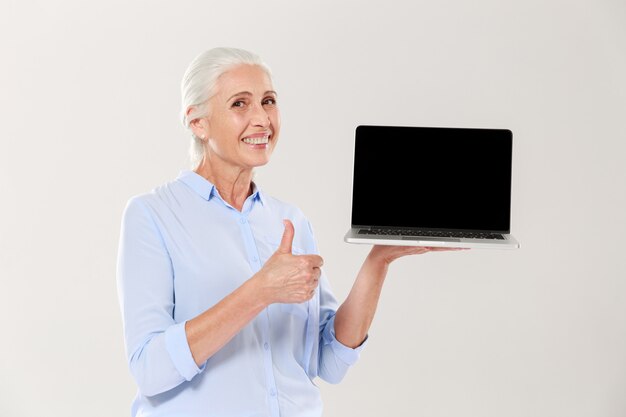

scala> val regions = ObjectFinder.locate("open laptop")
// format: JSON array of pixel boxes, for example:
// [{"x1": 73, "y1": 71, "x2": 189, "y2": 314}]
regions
[{"x1": 344, "y1": 125, "x2": 519, "y2": 249}]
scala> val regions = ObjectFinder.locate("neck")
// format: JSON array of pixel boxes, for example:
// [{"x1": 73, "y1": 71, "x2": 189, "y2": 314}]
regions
[{"x1": 194, "y1": 155, "x2": 254, "y2": 212}]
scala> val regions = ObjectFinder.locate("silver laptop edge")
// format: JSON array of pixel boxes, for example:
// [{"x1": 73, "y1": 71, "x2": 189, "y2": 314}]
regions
[{"x1": 344, "y1": 228, "x2": 519, "y2": 249}]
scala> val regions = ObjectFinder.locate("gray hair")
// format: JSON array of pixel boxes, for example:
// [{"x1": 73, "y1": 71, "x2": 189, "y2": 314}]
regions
[{"x1": 180, "y1": 47, "x2": 273, "y2": 169}]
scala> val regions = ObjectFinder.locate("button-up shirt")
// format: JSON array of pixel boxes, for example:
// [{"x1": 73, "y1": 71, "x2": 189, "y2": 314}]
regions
[{"x1": 116, "y1": 170, "x2": 366, "y2": 417}]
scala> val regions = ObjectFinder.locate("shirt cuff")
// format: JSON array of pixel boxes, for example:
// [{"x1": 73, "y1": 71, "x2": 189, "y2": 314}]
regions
[
  {"x1": 322, "y1": 315, "x2": 368, "y2": 366},
  {"x1": 164, "y1": 321, "x2": 206, "y2": 381}
]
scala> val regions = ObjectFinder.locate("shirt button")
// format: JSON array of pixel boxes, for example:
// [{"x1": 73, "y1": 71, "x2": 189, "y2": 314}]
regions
[
  {"x1": 264, "y1": 342, "x2": 269, "y2": 350},
  {"x1": 270, "y1": 388, "x2": 276, "y2": 396},
  {"x1": 252, "y1": 257, "x2": 258, "y2": 263},
  {"x1": 240, "y1": 218, "x2": 246, "y2": 224}
]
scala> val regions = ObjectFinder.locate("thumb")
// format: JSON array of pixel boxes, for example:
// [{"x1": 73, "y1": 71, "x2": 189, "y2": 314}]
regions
[{"x1": 277, "y1": 219, "x2": 294, "y2": 254}]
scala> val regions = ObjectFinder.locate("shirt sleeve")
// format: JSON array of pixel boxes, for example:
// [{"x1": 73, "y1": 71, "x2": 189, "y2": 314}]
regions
[
  {"x1": 116, "y1": 196, "x2": 205, "y2": 397},
  {"x1": 304, "y1": 219, "x2": 368, "y2": 384}
]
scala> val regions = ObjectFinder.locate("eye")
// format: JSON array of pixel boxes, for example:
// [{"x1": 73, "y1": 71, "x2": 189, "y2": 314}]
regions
[
  {"x1": 231, "y1": 100, "x2": 246, "y2": 108},
  {"x1": 262, "y1": 97, "x2": 277, "y2": 106}
]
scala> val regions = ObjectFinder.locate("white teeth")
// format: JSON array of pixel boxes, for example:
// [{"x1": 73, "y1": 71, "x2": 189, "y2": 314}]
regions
[{"x1": 242, "y1": 135, "x2": 270, "y2": 144}]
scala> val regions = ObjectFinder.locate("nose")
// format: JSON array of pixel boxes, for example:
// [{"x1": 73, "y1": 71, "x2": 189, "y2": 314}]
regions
[{"x1": 250, "y1": 102, "x2": 270, "y2": 128}]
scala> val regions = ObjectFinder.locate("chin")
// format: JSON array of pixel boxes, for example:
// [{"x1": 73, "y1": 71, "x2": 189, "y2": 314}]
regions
[{"x1": 245, "y1": 156, "x2": 272, "y2": 169}]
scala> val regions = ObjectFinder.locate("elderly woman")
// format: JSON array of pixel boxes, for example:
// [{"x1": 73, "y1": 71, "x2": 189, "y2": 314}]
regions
[{"x1": 117, "y1": 47, "x2": 460, "y2": 417}]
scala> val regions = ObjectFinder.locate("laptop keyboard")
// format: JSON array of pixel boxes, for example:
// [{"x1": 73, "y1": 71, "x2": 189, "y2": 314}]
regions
[{"x1": 358, "y1": 228, "x2": 505, "y2": 240}]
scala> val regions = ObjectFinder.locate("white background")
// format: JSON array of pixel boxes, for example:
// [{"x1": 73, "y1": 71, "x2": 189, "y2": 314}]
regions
[{"x1": 2, "y1": 0, "x2": 626, "y2": 416}]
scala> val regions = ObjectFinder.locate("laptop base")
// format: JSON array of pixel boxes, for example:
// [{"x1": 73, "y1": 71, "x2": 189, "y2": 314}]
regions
[{"x1": 344, "y1": 228, "x2": 519, "y2": 250}]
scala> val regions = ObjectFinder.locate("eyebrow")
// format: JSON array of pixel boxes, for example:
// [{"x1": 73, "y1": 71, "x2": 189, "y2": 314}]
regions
[{"x1": 226, "y1": 90, "x2": 278, "y2": 102}]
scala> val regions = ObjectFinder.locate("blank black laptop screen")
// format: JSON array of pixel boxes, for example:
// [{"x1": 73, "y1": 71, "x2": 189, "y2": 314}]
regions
[{"x1": 351, "y1": 125, "x2": 512, "y2": 233}]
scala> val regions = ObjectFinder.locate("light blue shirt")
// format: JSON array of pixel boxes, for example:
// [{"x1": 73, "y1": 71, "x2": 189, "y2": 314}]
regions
[{"x1": 116, "y1": 170, "x2": 366, "y2": 417}]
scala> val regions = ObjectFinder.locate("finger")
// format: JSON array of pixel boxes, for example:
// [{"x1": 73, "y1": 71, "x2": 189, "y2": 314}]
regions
[
  {"x1": 312, "y1": 267, "x2": 321, "y2": 282},
  {"x1": 277, "y1": 219, "x2": 295, "y2": 254},
  {"x1": 403, "y1": 247, "x2": 430, "y2": 254},
  {"x1": 383, "y1": 247, "x2": 428, "y2": 260},
  {"x1": 301, "y1": 254, "x2": 324, "y2": 268}
]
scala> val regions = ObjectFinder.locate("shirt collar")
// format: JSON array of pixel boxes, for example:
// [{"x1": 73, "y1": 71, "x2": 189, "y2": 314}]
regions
[
  {"x1": 176, "y1": 170, "x2": 215, "y2": 200},
  {"x1": 250, "y1": 180, "x2": 266, "y2": 206},
  {"x1": 176, "y1": 170, "x2": 265, "y2": 205}
]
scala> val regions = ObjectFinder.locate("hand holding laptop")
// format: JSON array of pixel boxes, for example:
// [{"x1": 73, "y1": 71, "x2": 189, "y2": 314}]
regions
[{"x1": 368, "y1": 244, "x2": 469, "y2": 265}]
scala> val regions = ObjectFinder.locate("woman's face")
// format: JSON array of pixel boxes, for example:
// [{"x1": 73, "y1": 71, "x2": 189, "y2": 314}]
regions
[{"x1": 195, "y1": 64, "x2": 280, "y2": 170}]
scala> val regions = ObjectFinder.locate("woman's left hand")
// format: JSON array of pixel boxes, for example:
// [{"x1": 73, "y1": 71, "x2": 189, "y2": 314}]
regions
[{"x1": 368, "y1": 244, "x2": 468, "y2": 266}]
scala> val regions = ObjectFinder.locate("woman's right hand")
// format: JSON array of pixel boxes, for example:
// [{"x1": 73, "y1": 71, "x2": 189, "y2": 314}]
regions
[{"x1": 253, "y1": 219, "x2": 323, "y2": 306}]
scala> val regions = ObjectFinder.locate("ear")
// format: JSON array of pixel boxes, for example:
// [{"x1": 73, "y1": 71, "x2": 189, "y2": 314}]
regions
[{"x1": 187, "y1": 106, "x2": 210, "y2": 140}]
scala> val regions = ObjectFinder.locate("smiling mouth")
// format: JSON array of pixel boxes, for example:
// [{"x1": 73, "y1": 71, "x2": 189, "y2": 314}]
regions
[{"x1": 241, "y1": 134, "x2": 271, "y2": 145}]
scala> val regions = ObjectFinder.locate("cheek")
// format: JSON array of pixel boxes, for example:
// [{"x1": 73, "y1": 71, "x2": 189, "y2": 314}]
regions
[
  {"x1": 214, "y1": 114, "x2": 248, "y2": 141},
  {"x1": 228, "y1": 113, "x2": 249, "y2": 130}
]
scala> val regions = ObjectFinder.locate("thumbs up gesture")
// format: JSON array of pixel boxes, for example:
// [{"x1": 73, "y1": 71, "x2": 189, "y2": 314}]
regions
[{"x1": 254, "y1": 219, "x2": 323, "y2": 305}]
